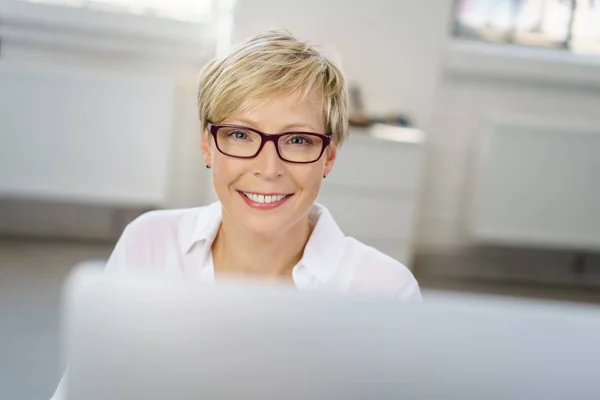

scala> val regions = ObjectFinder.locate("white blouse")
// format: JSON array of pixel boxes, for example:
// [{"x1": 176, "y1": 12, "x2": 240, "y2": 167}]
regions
[{"x1": 104, "y1": 201, "x2": 421, "y2": 299}]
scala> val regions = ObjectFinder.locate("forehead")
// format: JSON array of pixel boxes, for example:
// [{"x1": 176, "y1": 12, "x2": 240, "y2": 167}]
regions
[{"x1": 227, "y1": 90, "x2": 325, "y2": 132}]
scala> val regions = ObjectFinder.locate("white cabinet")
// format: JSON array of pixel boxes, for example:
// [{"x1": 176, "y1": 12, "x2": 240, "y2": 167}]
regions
[{"x1": 318, "y1": 125, "x2": 425, "y2": 269}]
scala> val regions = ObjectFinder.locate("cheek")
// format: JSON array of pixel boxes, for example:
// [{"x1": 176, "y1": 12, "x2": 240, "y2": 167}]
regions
[
  {"x1": 290, "y1": 164, "x2": 324, "y2": 193},
  {"x1": 212, "y1": 153, "x2": 246, "y2": 184}
]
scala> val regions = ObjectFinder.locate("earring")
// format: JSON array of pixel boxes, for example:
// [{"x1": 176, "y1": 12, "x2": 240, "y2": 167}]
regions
[
  {"x1": 323, "y1": 174, "x2": 326, "y2": 179},
  {"x1": 206, "y1": 165, "x2": 211, "y2": 169}
]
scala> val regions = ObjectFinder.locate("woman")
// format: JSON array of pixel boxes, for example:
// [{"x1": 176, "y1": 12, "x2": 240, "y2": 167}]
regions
[
  {"x1": 50, "y1": 29, "x2": 420, "y2": 399},
  {"x1": 107, "y1": 29, "x2": 419, "y2": 297}
]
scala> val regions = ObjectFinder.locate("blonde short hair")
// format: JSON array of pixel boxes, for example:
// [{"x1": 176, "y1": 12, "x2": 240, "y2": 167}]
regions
[{"x1": 197, "y1": 29, "x2": 348, "y2": 145}]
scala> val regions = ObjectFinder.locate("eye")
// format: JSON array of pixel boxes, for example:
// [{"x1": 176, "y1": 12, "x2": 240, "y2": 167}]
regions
[
  {"x1": 287, "y1": 135, "x2": 313, "y2": 145},
  {"x1": 229, "y1": 130, "x2": 249, "y2": 140}
]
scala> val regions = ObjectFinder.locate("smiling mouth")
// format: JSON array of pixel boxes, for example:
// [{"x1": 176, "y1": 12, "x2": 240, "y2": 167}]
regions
[{"x1": 238, "y1": 191, "x2": 292, "y2": 204}]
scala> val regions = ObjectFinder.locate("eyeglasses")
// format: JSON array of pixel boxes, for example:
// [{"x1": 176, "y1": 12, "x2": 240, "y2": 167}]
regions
[{"x1": 208, "y1": 123, "x2": 332, "y2": 164}]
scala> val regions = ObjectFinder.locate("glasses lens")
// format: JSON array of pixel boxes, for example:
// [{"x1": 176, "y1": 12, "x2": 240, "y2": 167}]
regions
[
  {"x1": 215, "y1": 126, "x2": 262, "y2": 157},
  {"x1": 278, "y1": 133, "x2": 324, "y2": 163}
]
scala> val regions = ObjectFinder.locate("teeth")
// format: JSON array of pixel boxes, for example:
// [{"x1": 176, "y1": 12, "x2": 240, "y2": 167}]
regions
[{"x1": 243, "y1": 192, "x2": 287, "y2": 204}]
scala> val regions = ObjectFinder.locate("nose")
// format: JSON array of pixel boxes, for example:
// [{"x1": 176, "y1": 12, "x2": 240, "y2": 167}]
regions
[{"x1": 253, "y1": 141, "x2": 284, "y2": 179}]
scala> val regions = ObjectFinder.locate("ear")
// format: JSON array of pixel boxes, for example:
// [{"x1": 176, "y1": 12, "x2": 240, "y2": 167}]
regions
[
  {"x1": 200, "y1": 128, "x2": 212, "y2": 167},
  {"x1": 323, "y1": 142, "x2": 337, "y2": 176}
]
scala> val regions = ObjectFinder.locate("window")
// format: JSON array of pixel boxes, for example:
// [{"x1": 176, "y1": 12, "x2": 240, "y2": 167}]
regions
[
  {"x1": 23, "y1": 0, "x2": 215, "y2": 23},
  {"x1": 454, "y1": 0, "x2": 600, "y2": 54}
]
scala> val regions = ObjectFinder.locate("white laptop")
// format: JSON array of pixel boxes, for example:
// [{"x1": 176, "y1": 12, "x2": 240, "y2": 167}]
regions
[{"x1": 59, "y1": 264, "x2": 600, "y2": 400}]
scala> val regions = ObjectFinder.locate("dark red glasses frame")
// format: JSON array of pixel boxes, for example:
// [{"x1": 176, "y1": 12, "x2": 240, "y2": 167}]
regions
[{"x1": 207, "y1": 123, "x2": 332, "y2": 164}]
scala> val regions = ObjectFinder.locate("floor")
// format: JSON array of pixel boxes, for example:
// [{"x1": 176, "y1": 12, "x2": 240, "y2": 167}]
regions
[
  {"x1": 419, "y1": 275, "x2": 600, "y2": 304},
  {"x1": 0, "y1": 238, "x2": 113, "y2": 400},
  {"x1": 2, "y1": 237, "x2": 600, "y2": 400}
]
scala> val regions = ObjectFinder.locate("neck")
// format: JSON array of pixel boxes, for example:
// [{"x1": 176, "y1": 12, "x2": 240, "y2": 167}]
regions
[{"x1": 212, "y1": 213, "x2": 312, "y2": 279}]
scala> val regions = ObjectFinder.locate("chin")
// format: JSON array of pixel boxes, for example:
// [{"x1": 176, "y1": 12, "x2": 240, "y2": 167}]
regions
[{"x1": 237, "y1": 214, "x2": 295, "y2": 238}]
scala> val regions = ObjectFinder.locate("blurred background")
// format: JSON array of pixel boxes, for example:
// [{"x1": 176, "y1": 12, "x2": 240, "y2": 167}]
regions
[{"x1": 0, "y1": 0, "x2": 599, "y2": 398}]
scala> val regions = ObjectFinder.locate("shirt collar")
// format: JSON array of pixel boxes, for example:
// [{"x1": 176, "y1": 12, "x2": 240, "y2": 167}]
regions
[
  {"x1": 179, "y1": 201, "x2": 222, "y2": 255},
  {"x1": 179, "y1": 201, "x2": 346, "y2": 285},
  {"x1": 299, "y1": 202, "x2": 347, "y2": 284}
]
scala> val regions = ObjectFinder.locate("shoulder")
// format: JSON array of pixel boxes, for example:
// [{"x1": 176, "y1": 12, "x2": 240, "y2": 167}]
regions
[
  {"x1": 123, "y1": 206, "x2": 201, "y2": 238},
  {"x1": 105, "y1": 204, "x2": 217, "y2": 272},
  {"x1": 123, "y1": 201, "x2": 221, "y2": 240},
  {"x1": 342, "y1": 237, "x2": 421, "y2": 301},
  {"x1": 114, "y1": 207, "x2": 199, "y2": 254}
]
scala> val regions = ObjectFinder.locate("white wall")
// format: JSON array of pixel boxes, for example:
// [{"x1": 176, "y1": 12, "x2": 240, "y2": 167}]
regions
[
  {"x1": 3, "y1": 0, "x2": 599, "y2": 284},
  {"x1": 416, "y1": 43, "x2": 600, "y2": 283},
  {"x1": 231, "y1": 0, "x2": 453, "y2": 129}
]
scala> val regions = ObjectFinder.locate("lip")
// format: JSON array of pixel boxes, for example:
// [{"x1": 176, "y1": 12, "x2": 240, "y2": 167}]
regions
[
  {"x1": 239, "y1": 191, "x2": 290, "y2": 196},
  {"x1": 237, "y1": 190, "x2": 293, "y2": 210}
]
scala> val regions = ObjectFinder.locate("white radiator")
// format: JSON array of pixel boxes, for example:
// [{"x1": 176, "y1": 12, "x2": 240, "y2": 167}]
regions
[
  {"x1": 469, "y1": 116, "x2": 600, "y2": 251},
  {"x1": 0, "y1": 61, "x2": 176, "y2": 207}
]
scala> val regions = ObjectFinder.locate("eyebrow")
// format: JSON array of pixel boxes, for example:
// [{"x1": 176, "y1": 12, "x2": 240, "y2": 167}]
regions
[{"x1": 226, "y1": 118, "x2": 321, "y2": 133}]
